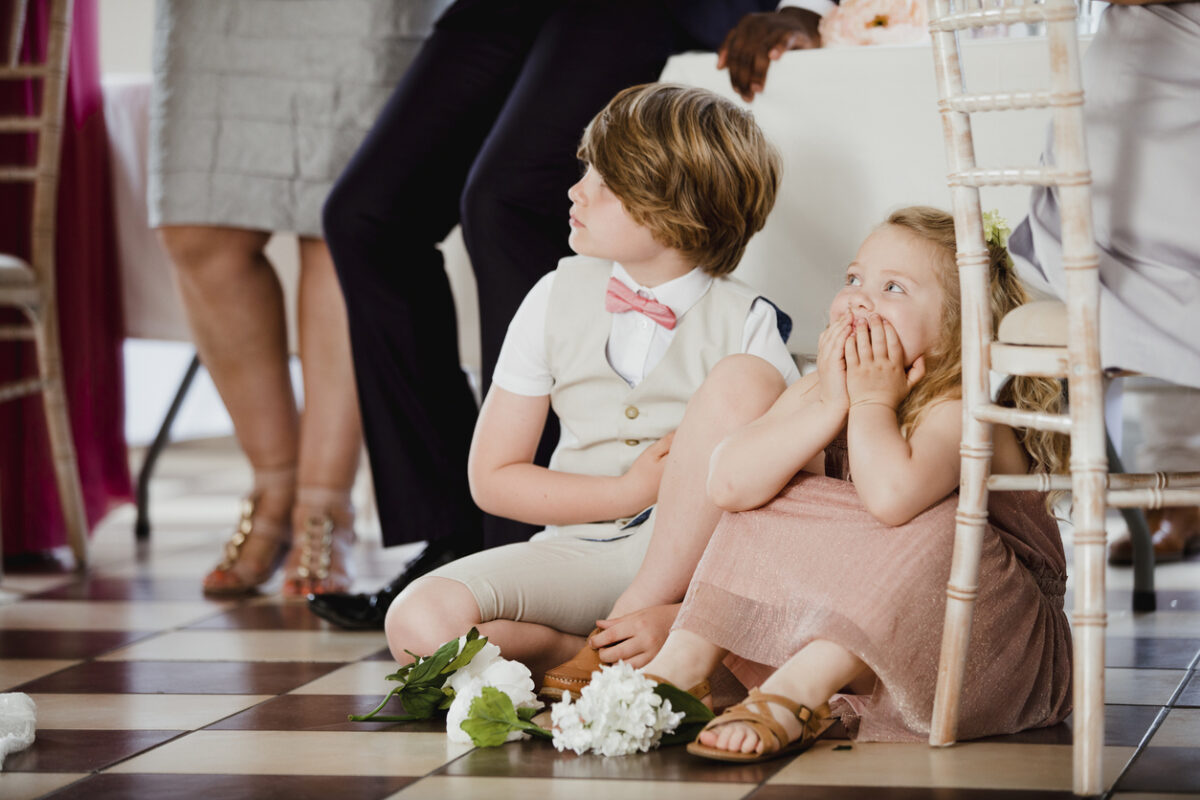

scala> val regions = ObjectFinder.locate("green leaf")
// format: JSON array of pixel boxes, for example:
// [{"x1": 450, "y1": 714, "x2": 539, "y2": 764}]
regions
[
  {"x1": 444, "y1": 628, "x2": 489, "y2": 674},
  {"x1": 653, "y1": 684, "x2": 715, "y2": 725},
  {"x1": 458, "y1": 687, "x2": 551, "y2": 747},
  {"x1": 658, "y1": 720, "x2": 709, "y2": 747},
  {"x1": 515, "y1": 705, "x2": 541, "y2": 723},
  {"x1": 397, "y1": 684, "x2": 451, "y2": 720},
  {"x1": 405, "y1": 636, "x2": 461, "y2": 686}
]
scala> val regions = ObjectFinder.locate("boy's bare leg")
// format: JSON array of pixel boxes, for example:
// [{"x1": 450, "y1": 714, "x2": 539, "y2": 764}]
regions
[
  {"x1": 596, "y1": 355, "x2": 786, "y2": 661},
  {"x1": 384, "y1": 576, "x2": 585, "y2": 683}
]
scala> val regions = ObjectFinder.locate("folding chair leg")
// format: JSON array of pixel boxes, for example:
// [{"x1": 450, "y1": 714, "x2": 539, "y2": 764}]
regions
[
  {"x1": 135, "y1": 353, "x2": 202, "y2": 541},
  {"x1": 1106, "y1": 436, "x2": 1156, "y2": 612},
  {"x1": 35, "y1": 312, "x2": 89, "y2": 570}
]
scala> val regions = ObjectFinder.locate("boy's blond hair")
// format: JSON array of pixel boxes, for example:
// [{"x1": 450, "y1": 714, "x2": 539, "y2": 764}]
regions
[{"x1": 577, "y1": 83, "x2": 780, "y2": 277}]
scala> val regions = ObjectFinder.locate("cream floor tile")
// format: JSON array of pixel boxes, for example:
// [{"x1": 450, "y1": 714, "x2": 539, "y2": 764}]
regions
[
  {"x1": 106, "y1": 730, "x2": 471, "y2": 776},
  {"x1": 1106, "y1": 668, "x2": 1188, "y2": 705},
  {"x1": 1104, "y1": 610, "x2": 1200, "y2": 639},
  {"x1": 28, "y1": 693, "x2": 273, "y2": 730},
  {"x1": 1114, "y1": 795, "x2": 1200, "y2": 800},
  {"x1": 0, "y1": 600, "x2": 227, "y2": 631},
  {"x1": 0, "y1": 573, "x2": 77, "y2": 597},
  {"x1": 390, "y1": 776, "x2": 754, "y2": 800},
  {"x1": 289, "y1": 661, "x2": 399, "y2": 695},
  {"x1": 0, "y1": 660, "x2": 78, "y2": 691},
  {"x1": 97, "y1": 629, "x2": 385, "y2": 662},
  {"x1": 0, "y1": 772, "x2": 88, "y2": 800},
  {"x1": 1150, "y1": 707, "x2": 1200, "y2": 747},
  {"x1": 768, "y1": 741, "x2": 1135, "y2": 791}
]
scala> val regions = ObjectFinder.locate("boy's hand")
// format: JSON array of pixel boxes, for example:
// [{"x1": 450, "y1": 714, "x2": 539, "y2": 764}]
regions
[
  {"x1": 845, "y1": 314, "x2": 925, "y2": 410},
  {"x1": 816, "y1": 313, "x2": 852, "y2": 415},
  {"x1": 591, "y1": 604, "x2": 681, "y2": 668},
  {"x1": 620, "y1": 431, "x2": 674, "y2": 511}
]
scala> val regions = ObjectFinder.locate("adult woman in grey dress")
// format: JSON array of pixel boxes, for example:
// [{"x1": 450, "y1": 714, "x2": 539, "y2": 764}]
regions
[{"x1": 149, "y1": 0, "x2": 450, "y2": 596}]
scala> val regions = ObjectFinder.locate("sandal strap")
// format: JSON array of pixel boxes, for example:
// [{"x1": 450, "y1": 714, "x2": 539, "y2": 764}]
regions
[{"x1": 698, "y1": 687, "x2": 830, "y2": 755}]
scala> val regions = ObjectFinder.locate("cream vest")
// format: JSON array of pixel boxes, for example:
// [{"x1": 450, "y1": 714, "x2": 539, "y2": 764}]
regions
[{"x1": 544, "y1": 255, "x2": 759, "y2": 539}]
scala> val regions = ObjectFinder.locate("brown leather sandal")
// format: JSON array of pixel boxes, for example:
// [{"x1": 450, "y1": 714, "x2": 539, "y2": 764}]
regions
[
  {"x1": 686, "y1": 687, "x2": 834, "y2": 763},
  {"x1": 202, "y1": 493, "x2": 291, "y2": 596},
  {"x1": 281, "y1": 487, "x2": 355, "y2": 598}
]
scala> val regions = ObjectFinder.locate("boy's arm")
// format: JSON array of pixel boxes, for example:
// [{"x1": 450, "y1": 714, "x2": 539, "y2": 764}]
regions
[{"x1": 467, "y1": 386, "x2": 671, "y2": 526}]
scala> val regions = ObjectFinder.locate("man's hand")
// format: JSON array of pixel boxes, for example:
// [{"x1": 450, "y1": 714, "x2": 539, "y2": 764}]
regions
[
  {"x1": 718, "y1": 7, "x2": 822, "y2": 102},
  {"x1": 591, "y1": 603, "x2": 681, "y2": 668}
]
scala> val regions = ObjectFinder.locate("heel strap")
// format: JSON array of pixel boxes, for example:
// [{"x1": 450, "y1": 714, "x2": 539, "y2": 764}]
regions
[
  {"x1": 744, "y1": 687, "x2": 830, "y2": 738},
  {"x1": 295, "y1": 486, "x2": 353, "y2": 516},
  {"x1": 253, "y1": 465, "x2": 298, "y2": 493}
]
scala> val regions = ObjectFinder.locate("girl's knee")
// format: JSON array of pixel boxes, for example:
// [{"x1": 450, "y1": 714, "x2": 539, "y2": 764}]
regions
[{"x1": 384, "y1": 576, "x2": 481, "y2": 660}]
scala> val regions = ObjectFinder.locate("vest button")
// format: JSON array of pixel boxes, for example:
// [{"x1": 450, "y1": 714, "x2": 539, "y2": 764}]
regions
[
  {"x1": 625, "y1": 439, "x2": 640, "y2": 446},
  {"x1": 625, "y1": 406, "x2": 639, "y2": 419}
]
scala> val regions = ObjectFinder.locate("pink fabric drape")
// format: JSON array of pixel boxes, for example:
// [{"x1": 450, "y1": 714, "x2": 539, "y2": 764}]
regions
[{"x1": 1, "y1": 0, "x2": 130, "y2": 557}]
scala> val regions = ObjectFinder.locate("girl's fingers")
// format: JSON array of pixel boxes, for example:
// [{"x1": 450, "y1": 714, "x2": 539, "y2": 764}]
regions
[
  {"x1": 869, "y1": 314, "x2": 888, "y2": 360},
  {"x1": 882, "y1": 318, "x2": 905, "y2": 364},
  {"x1": 854, "y1": 316, "x2": 871, "y2": 360},
  {"x1": 844, "y1": 331, "x2": 859, "y2": 367}
]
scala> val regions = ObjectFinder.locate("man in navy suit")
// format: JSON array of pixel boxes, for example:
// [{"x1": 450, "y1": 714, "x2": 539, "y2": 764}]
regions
[{"x1": 314, "y1": 1, "x2": 828, "y2": 629}]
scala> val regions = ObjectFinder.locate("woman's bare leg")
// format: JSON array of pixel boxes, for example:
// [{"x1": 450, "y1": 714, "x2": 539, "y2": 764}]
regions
[
  {"x1": 159, "y1": 225, "x2": 297, "y2": 591},
  {"x1": 282, "y1": 237, "x2": 364, "y2": 596}
]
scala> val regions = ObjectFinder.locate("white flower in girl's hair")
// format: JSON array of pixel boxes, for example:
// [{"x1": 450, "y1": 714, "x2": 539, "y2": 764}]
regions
[{"x1": 550, "y1": 662, "x2": 686, "y2": 757}]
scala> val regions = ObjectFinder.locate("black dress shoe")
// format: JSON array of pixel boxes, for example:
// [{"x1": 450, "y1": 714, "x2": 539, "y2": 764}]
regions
[{"x1": 306, "y1": 540, "x2": 467, "y2": 630}]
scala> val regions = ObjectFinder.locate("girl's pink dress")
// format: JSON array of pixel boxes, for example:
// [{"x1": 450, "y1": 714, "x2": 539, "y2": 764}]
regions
[{"x1": 675, "y1": 435, "x2": 1072, "y2": 742}]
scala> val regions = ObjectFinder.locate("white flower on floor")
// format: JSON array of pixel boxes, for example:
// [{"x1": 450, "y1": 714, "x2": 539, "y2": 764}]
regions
[
  {"x1": 550, "y1": 662, "x2": 685, "y2": 756},
  {"x1": 445, "y1": 643, "x2": 540, "y2": 744}
]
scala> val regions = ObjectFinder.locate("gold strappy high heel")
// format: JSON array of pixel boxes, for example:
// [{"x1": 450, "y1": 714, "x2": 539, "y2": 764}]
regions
[{"x1": 281, "y1": 487, "x2": 356, "y2": 598}]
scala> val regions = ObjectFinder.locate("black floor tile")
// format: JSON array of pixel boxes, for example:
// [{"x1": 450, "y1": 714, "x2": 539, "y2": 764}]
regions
[
  {"x1": 2, "y1": 729, "x2": 183, "y2": 773},
  {"x1": 44, "y1": 773, "x2": 414, "y2": 800},
  {"x1": 13, "y1": 660, "x2": 345, "y2": 695},
  {"x1": 1114, "y1": 746, "x2": 1200, "y2": 793}
]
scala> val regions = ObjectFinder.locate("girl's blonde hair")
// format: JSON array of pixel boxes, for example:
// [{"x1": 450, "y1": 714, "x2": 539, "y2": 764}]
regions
[{"x1": 886, "y1": 206, "x2": 1068, "y2": 476}]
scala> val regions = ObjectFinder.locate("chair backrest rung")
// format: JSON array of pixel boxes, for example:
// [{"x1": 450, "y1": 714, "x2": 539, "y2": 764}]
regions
[
  {"x1": 929, "y1": 3, "x2": 1075, "y2": 32},
  {"x1": 0, "y1": 324, "x2": 37, "y2": 340},
  {"x1": 0, "y1": 376, "x2": 46, "y2": 404},
  {"x1": 0, "y1": 64, "x2": 52, "y2": 80},
  {"x1": 942, "y1": 89, "x2": 1082, "y2": 114},
  {"x1": 0, "y1": 115, "x2": 42, "y2": 132},
  {"x1": 0, "y1": 165, "x2": 39, "y2": 182},
  {"x1": 949, "y1": 167, "x2": 1089, "y2": 188}
]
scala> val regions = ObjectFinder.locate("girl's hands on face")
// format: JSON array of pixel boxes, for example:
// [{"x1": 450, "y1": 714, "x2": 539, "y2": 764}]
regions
[
  {"x1": 845, "y1": 313, "x2": 926, "y2": 409},
  {"x1": 816, "y1": 312, "x2": 853, "y2": 414}
]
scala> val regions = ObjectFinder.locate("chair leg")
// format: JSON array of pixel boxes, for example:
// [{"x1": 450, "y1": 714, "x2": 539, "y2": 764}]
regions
[
  {"x1": 33, "y1": 308, "x2": 89, "y2": 570},
  {"x1": 135, "y1": 353, "x2": 202, "y2": 541}
]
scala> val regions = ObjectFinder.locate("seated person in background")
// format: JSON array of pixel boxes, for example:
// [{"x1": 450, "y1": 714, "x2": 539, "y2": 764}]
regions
[
  {"x1": 383, "y1": 83, "x2": 799, "y2": 683},
  {"x1": 1005, "y1": 0, "x2": 1200, "y2": 563},
  {"x1": 630, "y1": 207, "x2": 1071, "y2": 762}
]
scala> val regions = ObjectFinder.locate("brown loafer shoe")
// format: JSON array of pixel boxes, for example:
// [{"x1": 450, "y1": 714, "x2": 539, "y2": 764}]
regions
[
  {"x1": 1109, "y1": 506, "x2": 1200, "y2": 565},
  {"x1": 540, "y1": 629, "x2": 602, "y2": 701}
]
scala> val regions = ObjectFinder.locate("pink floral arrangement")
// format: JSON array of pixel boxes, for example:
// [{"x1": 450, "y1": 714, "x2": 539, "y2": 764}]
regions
[{"x1": 819, "y1": 0, "x2": 929, "y2": 47}]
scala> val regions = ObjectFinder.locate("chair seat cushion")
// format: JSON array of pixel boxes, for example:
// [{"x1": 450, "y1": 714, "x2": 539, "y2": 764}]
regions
[
  {"x1": 997, "y1": 300, "x2": 1068, "y2": 346},
  {"x1": 0, "y1": 253, "x2": 35, "y2": 286}
]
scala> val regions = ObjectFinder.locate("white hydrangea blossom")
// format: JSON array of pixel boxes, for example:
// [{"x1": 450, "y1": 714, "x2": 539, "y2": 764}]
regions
[
  {"x1": 550, "y1": 662, "x2": 685, "y2": 756},
  {"x1": 445, "y1": 643, "x2": 540, "y2": 744}
]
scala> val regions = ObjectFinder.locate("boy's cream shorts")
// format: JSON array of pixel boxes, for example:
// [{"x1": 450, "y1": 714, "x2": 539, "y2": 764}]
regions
[{"x1": 422, "y1": 514, "x2": 655, "y2": 637}]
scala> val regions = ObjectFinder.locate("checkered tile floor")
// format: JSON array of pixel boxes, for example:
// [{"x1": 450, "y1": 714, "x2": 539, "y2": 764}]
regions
[{"x1": 1, "y1": 438, "x2": 1198, "y2": 799}]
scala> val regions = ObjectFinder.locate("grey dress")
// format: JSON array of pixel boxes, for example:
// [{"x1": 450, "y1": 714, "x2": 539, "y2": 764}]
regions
[
  {"x1": 148, "y1": 0, "x2": 451, "y2": 237},
  {"x1": 1008, "y1": 2, "x2": 1200, "y2": 388}
]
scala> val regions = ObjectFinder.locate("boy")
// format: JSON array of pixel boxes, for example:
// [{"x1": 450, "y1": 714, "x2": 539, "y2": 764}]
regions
[{"x1": 384, "y1": 83, "x2": 797, "y2": 684}]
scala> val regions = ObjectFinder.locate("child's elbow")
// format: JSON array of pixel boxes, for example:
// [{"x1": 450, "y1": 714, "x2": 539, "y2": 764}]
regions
[
  {"x1": 467, "y1": 463, "x2": 500, "y2": 517},
  {"x1": 861, "y1": 492, "x2": 922, "y2": 528}
]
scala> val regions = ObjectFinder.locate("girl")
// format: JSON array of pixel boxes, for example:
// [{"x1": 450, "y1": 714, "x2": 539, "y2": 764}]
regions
[{"x1": 635, "y1": 206, "x2": 1072, "y2": 762}]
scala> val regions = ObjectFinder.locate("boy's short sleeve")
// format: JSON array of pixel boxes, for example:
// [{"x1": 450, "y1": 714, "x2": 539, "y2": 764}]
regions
[
  {"x1": 492, "y1": 271, "x2": 556, "y2": 397},
  {"x1": 743, "y1": 297, "x2": 801, "y2": 386}
]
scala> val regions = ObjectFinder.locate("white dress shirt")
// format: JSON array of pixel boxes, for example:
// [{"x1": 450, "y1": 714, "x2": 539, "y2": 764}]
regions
[{"x1": 493, "y1": 262, "x2": 799, "y2": 397}]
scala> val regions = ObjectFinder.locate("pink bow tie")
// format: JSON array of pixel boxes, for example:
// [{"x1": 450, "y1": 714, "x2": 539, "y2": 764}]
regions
[{"x1": 604, "y1": 277, "x2": 676, "y2": 330}]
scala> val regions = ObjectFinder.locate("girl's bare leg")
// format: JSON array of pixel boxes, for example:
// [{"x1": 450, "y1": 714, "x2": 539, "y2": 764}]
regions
[
  {"x1": 282, "y1": 237, "x2": 364, "y2": 596},
  {"x1": 641, "y1": 629, "x2": 729, "y2": 691},
  {"x1": 159, "y1": 225, "x2": 298, "y2": 592},
  {"x1": 698, "y1": 639, "x2": 868, "y2": 755}
]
